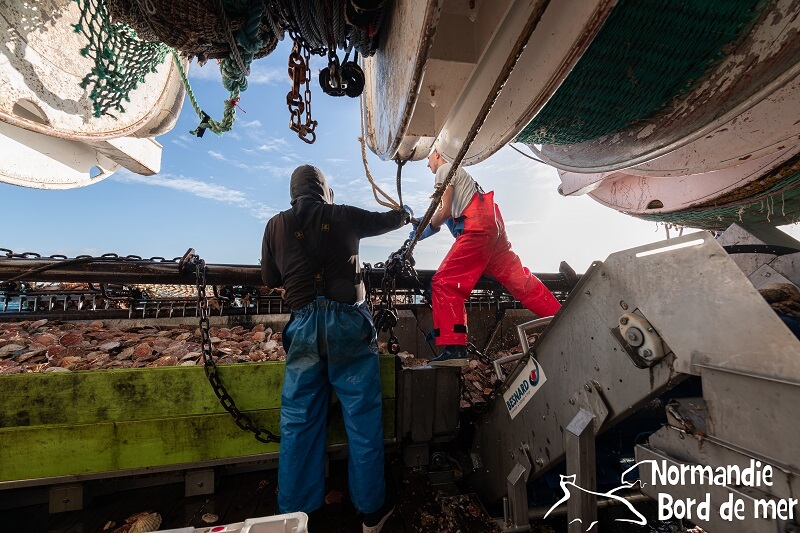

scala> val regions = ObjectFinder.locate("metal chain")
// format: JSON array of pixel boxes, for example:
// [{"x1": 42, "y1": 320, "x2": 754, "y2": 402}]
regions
[
  {"x1": 0, "y1": 249, "x2": 184, "y2": 285},
  {"x1": 0, "y1": 247, "x2": 279, "y2": 444},
  {"x1": 193, "y1": 255, "x2": 281, "y2": 444},
  {"x1": 286, "y1": 36, "x2": 318, "y2": 144},
  {"x1": 0, "y1": 248, "x2": 181, "y2": 263},
  {"x1": 370, "y1": 241, "x2": 426, "y2": 354}
]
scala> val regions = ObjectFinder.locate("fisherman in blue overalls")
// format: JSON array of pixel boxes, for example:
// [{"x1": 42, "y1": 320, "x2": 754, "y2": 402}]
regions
[{"x1": 261, "y1": 165, "x2": 411, "y2": 533}]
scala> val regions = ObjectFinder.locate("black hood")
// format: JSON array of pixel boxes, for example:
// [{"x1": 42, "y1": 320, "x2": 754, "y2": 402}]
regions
[{"x1": 289, "y1": 165, "x2": 333, "y2": 206}]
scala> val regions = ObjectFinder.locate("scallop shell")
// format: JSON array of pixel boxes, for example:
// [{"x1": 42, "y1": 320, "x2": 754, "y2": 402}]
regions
[
  {"x1": 128, "y1": 512, "x2": 162, "y2": 533},
  {"x1": 29, "y1": 319, "x2": 49, "y2": 329},
  {"x1": 58, "y1": 332, "x2": 83, "y2": 347}
]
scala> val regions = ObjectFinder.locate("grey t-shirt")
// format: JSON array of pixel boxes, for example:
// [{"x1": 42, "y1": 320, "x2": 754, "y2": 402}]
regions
[{"x1": 435, "y1": 163, "x2": 478, "y2": 218}]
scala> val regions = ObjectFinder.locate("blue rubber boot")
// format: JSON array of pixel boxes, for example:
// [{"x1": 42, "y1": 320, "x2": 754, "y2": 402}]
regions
[{"x1": 428, "y1": 345, "x2": 469, "y2": 368}]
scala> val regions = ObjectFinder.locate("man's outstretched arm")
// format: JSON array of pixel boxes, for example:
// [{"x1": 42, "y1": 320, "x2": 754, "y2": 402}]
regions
[{"x1": 430, "y1": 185, "x2": 454, "y2": 228}]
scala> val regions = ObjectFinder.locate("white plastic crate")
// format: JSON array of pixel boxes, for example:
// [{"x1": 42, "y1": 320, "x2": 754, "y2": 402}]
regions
[{"x1": 155, "y1": 512, "x2": 309, "y2": 533}]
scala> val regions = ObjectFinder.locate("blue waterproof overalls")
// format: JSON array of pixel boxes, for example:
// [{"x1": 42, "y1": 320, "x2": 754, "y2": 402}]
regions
[{"x1": 277, "y1": 207, "x2": 386, "y2": 515}]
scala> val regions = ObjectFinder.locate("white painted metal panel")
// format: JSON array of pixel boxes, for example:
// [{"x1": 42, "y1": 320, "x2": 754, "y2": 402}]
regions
[
  {"x1": 626, "y1": 74, "x2": 800, "y2": 178},
  {"x1": 584, "y1": 145, "x2": 800, "y2": 215},
  {"x1": 362, "y1": 0, "x2": 615, "y2": 166},
  {"x1": 0, "y1": 120, "x2": 120, "y2": 189}
]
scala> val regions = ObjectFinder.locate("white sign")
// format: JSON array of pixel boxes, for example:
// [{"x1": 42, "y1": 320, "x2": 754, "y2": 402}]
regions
[{"x1": 502, "y1": 356, "x2": 547, "y2": 419}]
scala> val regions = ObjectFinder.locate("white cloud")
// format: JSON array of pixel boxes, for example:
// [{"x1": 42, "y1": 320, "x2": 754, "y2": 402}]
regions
[
  {"x1": 249, "y1": 64, "x2": 286, "y2": 85},
  {"x1": 206, "y1": 150, "x2": 251, "y2": 170},
  {"x1": 187, "y1": 62, "x2": 284, "y2": 87},
  {"x1": 326, "y1": 158, "x2": 348, "y2": 164},
  {"x1": 171, "y1": 135, "x2": 190, "y2": 149},
  {"x1": 250, "y1": 138, "x2": 291, "y2": 152},
  {"x1": 188, "y1": 61, "x2": 221, "y2": 82},
  {"x1": 239, "y1": 119, "x2": 262, "y2": 128},
  {"x1": 251, "y1": 161, "x2": 298, "y2": 179},
  {"x1": 113, "y1": 171, "x2": 276, "y2": 222}
]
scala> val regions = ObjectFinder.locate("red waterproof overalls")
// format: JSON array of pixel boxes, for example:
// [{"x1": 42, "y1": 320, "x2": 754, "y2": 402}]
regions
[{"x1": 431, "y1": 191, "x2": 561, "y2": 346}]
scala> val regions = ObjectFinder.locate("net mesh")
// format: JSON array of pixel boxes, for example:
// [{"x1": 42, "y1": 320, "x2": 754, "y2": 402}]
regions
[
  {"x1": 73, "y1": 0, "x2": 171, "y2": 118},
  {"x1": 74, "y1": 0, "x2": 389, "y2": 136},
  {"x1": 515, "y1": 0, "x2": 767, "y2": 146}
]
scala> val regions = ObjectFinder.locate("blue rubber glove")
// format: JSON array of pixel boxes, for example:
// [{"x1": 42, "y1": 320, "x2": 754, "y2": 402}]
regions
[{"x1": 409, "y1": 223, "x2": 440, "y2": 241}]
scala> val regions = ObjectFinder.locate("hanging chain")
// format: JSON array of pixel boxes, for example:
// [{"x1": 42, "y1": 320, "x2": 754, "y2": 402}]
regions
[
  {"x1": 287, "y1": 36, "x2": 318, "y2": 144},
  {"x1": 191, "y1": 253, "x2": 280, "y2": 444},
  {"x1": 371, "y1": 240, "x2": 424, "y2": 354}
]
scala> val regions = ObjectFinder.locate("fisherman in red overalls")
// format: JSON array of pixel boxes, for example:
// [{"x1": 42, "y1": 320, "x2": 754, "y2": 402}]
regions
[{"x1": 411, "y1": 149, "x2": 561, "y2": 367}]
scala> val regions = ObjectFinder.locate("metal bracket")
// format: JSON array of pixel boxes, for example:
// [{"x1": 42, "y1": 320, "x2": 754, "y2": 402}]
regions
[
  {"x1": 49, "y1": 484, "x2": 83, "y2": 513},
  {"x1": 178, "y1": 247, "x2": 196, "y2": 275},
  {"x1": 517, "y1": 316, "x2": 553, "y2": 354},
  {"x1": 185, "y1": 468, "x2": 215, "y2": 497},
  {"x1": 497, "y1": 462, "x2": 531, "y2": 532},
  {"x1": 565, "y1": 409, "x2": 597, "y2": 532},
  {"x1": 617, "y1": 312, "x2": 665, "y2": 367},
  {"x1": 568, "y1": 381, "x2": 609, "y2": 433}
]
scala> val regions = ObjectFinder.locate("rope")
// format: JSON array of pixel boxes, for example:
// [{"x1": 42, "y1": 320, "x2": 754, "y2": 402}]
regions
[
  {"x1": 78, "y1": 0, "x2": 390, "y2": 128},
  {"x1": 359, "y1": 117, "x2": 399, "y2": 209},
  {"x1": 171, "y1": 51, "x2": 238, "y2": 137},
  {"x1": 508, "y1": 143, "x2": 545, "y2": 164},
  {"x1": 216, "y1": 0, "x2": 249, "y2": 77},
  {"x1": 189, "y1": 0, "x2": 265, "y2": 136},
  {"x1": 404, "y1": 0, "x2": 551, "y2": 261}
]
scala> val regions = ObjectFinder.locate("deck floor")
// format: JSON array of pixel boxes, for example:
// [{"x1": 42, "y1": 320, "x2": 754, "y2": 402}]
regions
[
  {"x1": 4, "y1": 455, "x2": 693, "y2": 533},
  {"x1": 3, "y1": 456, "x2": 518, "y2": 533}
]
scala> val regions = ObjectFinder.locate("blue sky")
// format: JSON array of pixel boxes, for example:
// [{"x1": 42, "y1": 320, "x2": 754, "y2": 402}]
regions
[{"x1": 3, "y1": 39, "x2": 798, "y2": 274}]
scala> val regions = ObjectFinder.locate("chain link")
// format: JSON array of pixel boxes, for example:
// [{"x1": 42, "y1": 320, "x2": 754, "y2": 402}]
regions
[
  {"x1": 0, "y1": 248, "x2": 182, "y2": 262},
  {"x1": 286, "y1": 37, "x2": 318, "y2": 144},
  {"x1": 193, "y1": 255, "x2": 281, "y2": 445},
  {"x1": 370, "y1": 241, "x2": 427, "y2": 355}
]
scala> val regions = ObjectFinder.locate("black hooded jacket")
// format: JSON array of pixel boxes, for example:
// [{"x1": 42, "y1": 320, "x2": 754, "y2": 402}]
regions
[{"x1": 262, "y1": 165, "x2": 409, "y2": 310}]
